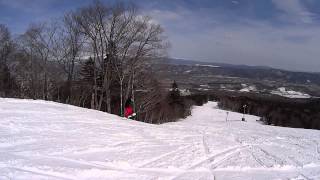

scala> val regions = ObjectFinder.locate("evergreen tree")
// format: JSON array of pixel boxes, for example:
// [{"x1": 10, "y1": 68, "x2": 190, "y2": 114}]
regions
[
  {"x1": 170, "y1": 80, "x2": 181, "y2": 102},
  {"x1": 168, "y1": 80, "x2": 188, "y2": 119}
]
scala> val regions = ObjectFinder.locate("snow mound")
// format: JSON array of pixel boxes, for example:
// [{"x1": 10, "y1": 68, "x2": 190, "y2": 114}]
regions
[
  {"x1": 271, "y1": 87, "x2": 311, "y2": 98},
  {"x1": 1, "y1": 98, "x2": 320, "y2": 180}
]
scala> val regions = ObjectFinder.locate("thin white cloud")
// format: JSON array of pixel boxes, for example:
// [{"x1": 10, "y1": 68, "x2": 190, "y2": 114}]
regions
[
  {"x1": 231, "y1": 1, "x2": 239, "y2": 5},
  {"x1": 0, "y1": 0, "x2": 61, "y2": 15},
  {"x1": 148, "y1": 9, "x2": 182, "y2": 22},
  {"x1": 169, "y1": 21, "x2": 320, "y2": 72},
  {"x1": 272, "y1": 0, "x2": 314, "y2": 24},
  {"x1": 148, "y1": 6, "x2": 320, "y2": 72}
]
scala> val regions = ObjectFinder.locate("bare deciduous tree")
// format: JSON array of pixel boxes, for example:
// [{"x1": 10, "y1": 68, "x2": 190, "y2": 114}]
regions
[
  {"x1": 19, "y1": 22, "x2": 58, "y2": 100},
  {"x1": 0, "y1": 24, "x2": 13, "y2": 65},
  {"x1": 52, "y1": 13, "x2": 84, "y2": 104},
  {"x1": 73, "y1": 1, "x2": 167, "y2": 115},
  {"x1": 0, "y1": 24, "x2": 15, "y2": 97}
]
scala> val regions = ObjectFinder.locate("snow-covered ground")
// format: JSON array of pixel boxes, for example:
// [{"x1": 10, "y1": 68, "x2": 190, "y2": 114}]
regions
[
  {"x1": 239, "y1": 84, "x2": 257, "y2": 92},
  {"x1": 271, "y1": 87, "x2": 311, "y2": 98},
  {"x1": 1, "y1": 98, "x2": 320, "y2": 180}
]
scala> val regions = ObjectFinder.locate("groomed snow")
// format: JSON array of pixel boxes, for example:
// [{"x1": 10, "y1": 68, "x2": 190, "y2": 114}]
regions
[{"x1": 1, "y1": 98, "x2": 320, "y2": 180}]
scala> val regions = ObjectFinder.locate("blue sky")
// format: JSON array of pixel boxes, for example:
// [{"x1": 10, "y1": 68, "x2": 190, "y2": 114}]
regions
[{"x1": 1, "y1": 0, "x2": 320, "y2": 72}]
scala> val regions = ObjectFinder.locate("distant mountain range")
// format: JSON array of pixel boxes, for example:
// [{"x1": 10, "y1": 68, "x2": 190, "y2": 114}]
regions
[
  {"x1": 151, "y1": 58, "x2": 320, "y2": 97},
  {"x1": 157, "y1": 58, "x2": 320, "y2": 85},
  {"x1": 166, "y1": 58, "x2": 273, "y2": 70},
  {"x1": 166, "y1": 58, "x2": 320, "y2": 73}
]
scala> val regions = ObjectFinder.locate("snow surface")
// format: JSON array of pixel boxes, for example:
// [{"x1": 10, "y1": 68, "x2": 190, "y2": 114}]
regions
[
  {"x1": 271, "y1": 87, "x2": 311, "y2": 99},
  {"x1": 239, "y1": 84, "x2": 257, "y2": 92},
  {"x1": 1, "y1": 98, "x2": 320, "y2": 180}
]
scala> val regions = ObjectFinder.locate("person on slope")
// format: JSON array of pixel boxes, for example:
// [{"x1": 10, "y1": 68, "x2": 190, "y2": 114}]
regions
[{"x1": 124, "y1": 98, "x2": 136, "y2": 119}]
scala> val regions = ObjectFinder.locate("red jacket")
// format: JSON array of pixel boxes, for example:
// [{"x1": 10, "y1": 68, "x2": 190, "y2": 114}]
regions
[{"x1": 124, "y1": 106, "x2": 133, "y2": 118}]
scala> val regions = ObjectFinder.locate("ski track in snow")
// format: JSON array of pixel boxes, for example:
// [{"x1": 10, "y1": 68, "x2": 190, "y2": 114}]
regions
[{"x1": 1, "y1": 98, "x2": 320, "y2": 179}]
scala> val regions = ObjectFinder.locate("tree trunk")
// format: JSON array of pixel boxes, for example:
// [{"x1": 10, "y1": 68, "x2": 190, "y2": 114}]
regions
[
  {"x1": 131, "y1": 70, "x2": 135, "y2": 113},
  {"x1": 44, "y1": 72, "x2": 48, "y2": 100},
  {"x1": 105, "y1": 60, "x2": 112, "y2": 113},
  {"x1": 106, "y1": 88, "x2": 111, "y2": 113},
  {"x1": 91, "y1": 92, "x2": 95, "y2": 109},
  {"x1": 120, "y1": 78, "x2": 123, "y2": 116}
]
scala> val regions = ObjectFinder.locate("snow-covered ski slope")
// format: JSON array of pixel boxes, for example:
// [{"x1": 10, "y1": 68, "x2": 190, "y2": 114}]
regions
[{"x1": 1, "y1": 98, "x2": 320, "y2": 180}]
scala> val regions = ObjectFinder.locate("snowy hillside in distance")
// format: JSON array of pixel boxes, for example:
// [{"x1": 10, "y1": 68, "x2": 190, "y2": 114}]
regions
[
  {"x1": 271, "y1": 87, "x2": 311, "y2": 98},
  {"x1": 1, "y1": 98, "x2": 320, "y2": 180}
]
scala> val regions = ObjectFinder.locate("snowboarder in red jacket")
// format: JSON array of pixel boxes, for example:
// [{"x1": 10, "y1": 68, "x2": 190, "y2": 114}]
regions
[{"x1": 124, "y1": 98, "x2": 135, "y2": 119}]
